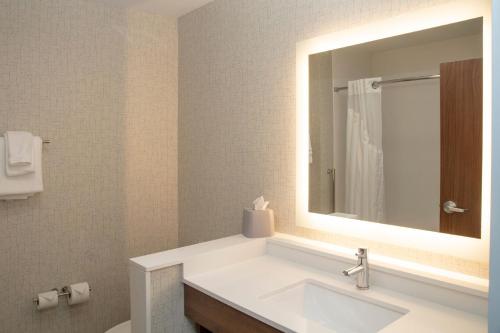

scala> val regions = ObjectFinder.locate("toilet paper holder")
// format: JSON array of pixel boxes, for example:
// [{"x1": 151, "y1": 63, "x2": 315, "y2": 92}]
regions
[{"x1": 32, "y1": 284, "x2": 92, "y2": 306}]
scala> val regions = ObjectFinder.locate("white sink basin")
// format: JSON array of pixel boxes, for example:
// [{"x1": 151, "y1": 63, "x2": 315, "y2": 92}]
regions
[{"x1": 260, "y1": 279, "x2": 408, "y2": 333}]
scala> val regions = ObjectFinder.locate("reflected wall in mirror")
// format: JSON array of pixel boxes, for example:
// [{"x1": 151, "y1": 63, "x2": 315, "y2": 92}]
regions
[{"x1": 308, "y1": 18, "x2": 483, "y2": 238}]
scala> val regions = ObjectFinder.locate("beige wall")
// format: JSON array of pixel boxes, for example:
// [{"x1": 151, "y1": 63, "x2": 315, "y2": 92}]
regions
[
  {"x1": 0, "y1": 1, "x2": 177, "y2": 332},
  {"x1": 178, "y1": 0, "x2": 488, "y2": 278}
]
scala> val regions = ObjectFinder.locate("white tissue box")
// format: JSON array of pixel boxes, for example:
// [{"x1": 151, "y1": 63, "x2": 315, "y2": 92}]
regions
[{"x1": 242, "y1": 208, "x2": 275, "y2": 238}]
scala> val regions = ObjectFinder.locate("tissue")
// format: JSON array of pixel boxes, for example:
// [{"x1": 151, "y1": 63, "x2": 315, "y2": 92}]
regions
[
  {"x1": 36, "y1": 290, "x2": 58, "y2": 310},
  {"x1": 252, "y1": 196, "x2": 269, "y2": 210},
  {"x1": 67, "y1": 282, "x2": 90, "y2": 305}
]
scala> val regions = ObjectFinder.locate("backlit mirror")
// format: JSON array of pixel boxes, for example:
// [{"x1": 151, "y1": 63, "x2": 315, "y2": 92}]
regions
[{"x1": 308, "y1": 18, "x2": 483, "y2": 238}]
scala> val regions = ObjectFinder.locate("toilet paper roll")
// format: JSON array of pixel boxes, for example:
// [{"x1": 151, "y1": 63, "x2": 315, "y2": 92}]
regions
[
  {"x1": 37, "y1": 290, "x2": 58, "y2": 310},
  {"x1": 67, "y1": 282, "x2": 90, "y2": 305}
]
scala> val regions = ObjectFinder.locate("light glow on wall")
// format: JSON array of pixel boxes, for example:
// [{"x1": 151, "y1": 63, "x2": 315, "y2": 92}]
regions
[{"x1": 296, "y1": 0, "x2": 492, "y2": 263}]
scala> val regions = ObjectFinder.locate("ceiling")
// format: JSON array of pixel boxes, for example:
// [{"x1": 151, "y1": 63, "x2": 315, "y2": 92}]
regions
[{"x1": 100, "y1": 0, "x2": 214, "y2": 18}]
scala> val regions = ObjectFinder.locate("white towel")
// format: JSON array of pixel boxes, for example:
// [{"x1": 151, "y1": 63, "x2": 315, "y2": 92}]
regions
[
  {"x1": 0, "y1": 194, "x2": 33, "y2": 200},
  {"x1": 4, "y1": 131, "x2": 34, "y2": 166},
  {"x1": 0, "y1": 137, "x2": 43, "y2": 199},
  {"x1": 5, "y1": 145, "x2": 35, "y2": 176}
]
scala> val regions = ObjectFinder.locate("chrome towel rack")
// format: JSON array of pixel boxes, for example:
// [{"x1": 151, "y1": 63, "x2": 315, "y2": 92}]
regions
[{"x1": 0, "y1": 136, "x2": 51, "y2": 144}]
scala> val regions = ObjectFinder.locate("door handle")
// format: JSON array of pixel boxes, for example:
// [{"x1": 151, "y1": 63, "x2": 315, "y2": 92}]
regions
[{"x1": 443, "y1": 201, "x2": 468, "y2": 214}]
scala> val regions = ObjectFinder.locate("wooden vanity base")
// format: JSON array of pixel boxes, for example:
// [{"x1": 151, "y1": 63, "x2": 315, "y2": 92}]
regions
[{"x1": 184, "y1": 284, "x2": 282, "y2": 333}]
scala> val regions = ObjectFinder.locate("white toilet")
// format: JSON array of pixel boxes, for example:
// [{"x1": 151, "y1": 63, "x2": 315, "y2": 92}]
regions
[{"x1": 105, "y1": 320, "x2": 131, "y2": 333}]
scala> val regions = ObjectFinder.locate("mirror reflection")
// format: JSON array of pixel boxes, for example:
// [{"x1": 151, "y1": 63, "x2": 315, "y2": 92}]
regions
[{"x1": 308, "y1": 18, "x2": 483, "y2": 238}]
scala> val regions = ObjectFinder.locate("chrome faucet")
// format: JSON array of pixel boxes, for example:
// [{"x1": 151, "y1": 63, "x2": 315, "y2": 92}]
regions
[{"x1": 342, "y1": 248, "x2": 369, "y2": 289}]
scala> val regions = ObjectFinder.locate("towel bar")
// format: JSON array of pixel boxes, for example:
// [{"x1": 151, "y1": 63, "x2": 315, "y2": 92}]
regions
[{"x1": 0, "y1": 136, "x2": 51, "y2": 144}]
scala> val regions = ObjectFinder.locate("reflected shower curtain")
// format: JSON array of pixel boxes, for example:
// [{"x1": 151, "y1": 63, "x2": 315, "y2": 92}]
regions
[{"x1": 345, "y1": 78, "x2": 385, "y2": 222}]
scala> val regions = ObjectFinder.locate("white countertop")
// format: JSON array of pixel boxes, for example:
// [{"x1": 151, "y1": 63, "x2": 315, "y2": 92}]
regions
[
  {"x1": 184, "y1": 254, "x2": 487, "y2": 333},
  {"x1": 130, "y1": 235, "x2": 255, "y2": 271},
  {"x1": 130, "y1": 233, "x2": 488, "y2": 333}
]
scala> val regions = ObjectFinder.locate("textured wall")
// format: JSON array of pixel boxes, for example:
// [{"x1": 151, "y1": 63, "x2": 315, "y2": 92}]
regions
[
  {"x1": 178, "y1": 0, "x2": 488, "y2": 278},
  {"x1": 0, "y1": 1, "x2": 177, "y2": 332},
  {"x1": 150, "y1": 266, "x2": 195, "y2": 333}
]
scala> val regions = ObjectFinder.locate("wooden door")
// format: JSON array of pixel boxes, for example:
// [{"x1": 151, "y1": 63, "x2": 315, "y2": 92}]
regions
[{"x1": 440, "y1": 58, "x2": 482, "y2": 238}]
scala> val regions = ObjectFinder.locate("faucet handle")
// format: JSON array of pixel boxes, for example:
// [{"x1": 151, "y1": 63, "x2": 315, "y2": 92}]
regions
[{"x1": 355, "y1": 248, "x2": 368, "y2": 258}]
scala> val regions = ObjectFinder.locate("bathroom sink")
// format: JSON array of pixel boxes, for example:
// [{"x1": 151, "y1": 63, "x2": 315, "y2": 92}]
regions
[{"x1": 260, "y1": 280, "x2": 408, "y2": 333}]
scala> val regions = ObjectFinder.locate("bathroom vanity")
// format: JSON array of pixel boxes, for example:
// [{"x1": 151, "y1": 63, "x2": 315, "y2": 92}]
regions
[
  {"x1": 184, "y1": 284, "x2": 281, "y2": 333},
  {"x1": 129, "y1": 234, "x2": 487, "y2": 333}
]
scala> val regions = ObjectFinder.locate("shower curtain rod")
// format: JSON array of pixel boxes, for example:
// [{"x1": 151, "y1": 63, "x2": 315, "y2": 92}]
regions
[{"x1": 333, "y1": 74, "x2": 441, "y2": 92}]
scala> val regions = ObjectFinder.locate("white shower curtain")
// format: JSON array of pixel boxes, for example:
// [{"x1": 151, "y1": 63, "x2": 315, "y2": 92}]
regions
[{"x1": 345, "y1": 78, "x2": 385, "y2": 222}]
